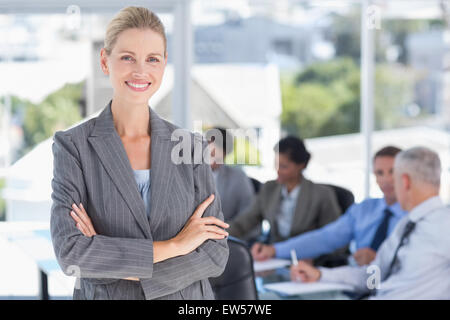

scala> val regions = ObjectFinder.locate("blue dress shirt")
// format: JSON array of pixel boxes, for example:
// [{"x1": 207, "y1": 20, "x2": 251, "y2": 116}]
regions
[
  {"x1": 133, "y1": 169, "x2": 151, "y2": 218},
  {"x1": 274, "y1": 198, "x2": 407, "y2": 260}
]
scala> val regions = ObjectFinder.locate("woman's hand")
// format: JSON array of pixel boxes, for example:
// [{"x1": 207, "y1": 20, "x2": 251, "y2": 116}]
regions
[
  {"x1": 70, "y1": 203, "x2": 97, "y2": 237},
  {"x1": 172, "y1": 194, "x2": 229, "y2": 256}
]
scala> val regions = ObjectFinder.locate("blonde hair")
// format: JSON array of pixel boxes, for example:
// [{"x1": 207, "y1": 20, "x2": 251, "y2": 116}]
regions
[{"x1": 104, "y1": 6, "x2": 167, "y2": 56}]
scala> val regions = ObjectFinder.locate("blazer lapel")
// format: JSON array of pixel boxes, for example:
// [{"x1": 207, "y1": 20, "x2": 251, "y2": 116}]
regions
[
  {"x1": 88, "y1": 101, "x2": 151, "y2": 238},
  {"x1": 147, "y1": 110, "x2": 174, "y2": 232}
]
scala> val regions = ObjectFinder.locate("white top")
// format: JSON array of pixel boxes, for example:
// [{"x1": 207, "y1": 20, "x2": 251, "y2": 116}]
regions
[
  {"x1": 319, "y1": 196, "x2": 450, "y2": 299},
  {"x1": 276, "y1": 184, "x2": 301, "y2": 239},
  {"x1": 133, "y1": 169, "x2": 151, "y2": 218}
]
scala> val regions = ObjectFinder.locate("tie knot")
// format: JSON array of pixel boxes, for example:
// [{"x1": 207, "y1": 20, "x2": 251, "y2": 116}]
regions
[{"x1": 384, "y1": 208, "x2": 393, "y2": 217}]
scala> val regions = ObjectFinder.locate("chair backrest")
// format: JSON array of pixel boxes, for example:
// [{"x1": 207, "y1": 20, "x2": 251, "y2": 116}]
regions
[
  {"x1": 209, "y1": 236, "x2": 258, "y2": 300},
  {"x1": 322, "y1": 184, "x2": 355, "y2": 213},
  {"x1": 314, "y1": 185, "x2": 354, "y2": 268}
]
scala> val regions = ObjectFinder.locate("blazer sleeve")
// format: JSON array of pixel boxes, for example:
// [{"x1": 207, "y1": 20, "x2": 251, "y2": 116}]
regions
[
  {"x1": 50, "y1": 131, "x2": 155, "y2": 280},
  {"x1": 140, "y1": 137, "x2": 229, "y2": 300}
]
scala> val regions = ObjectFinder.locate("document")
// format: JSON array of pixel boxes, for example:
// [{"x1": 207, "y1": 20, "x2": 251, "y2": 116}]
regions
[
  {"x1": 264, "y1": 281, "x2": 354, "y2": 296},
  {"x1": 253, "y1": 258, "x2": 291, "y2": 272}
]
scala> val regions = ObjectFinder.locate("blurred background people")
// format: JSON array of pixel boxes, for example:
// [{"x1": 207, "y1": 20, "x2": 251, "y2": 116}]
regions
[
  {"x1": 228, "y1": 136, "x2": 341, "y2": 253},
  {"x1": 290, "y1": 147, "x2": 450, "y2": 300},
  {"x1": 252, "y1": 146, "x2": 407, "y2": 267},
  {"x1": 206, "y1": 127, "x2": 255, "y2": 222}
]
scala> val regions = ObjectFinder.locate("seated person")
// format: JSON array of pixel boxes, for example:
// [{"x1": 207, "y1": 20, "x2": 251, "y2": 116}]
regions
[
  {"x1": 252, "y1": 146, "x2": 407, "y2": 266},
  {"x1": 206, "y1": 127, "x2": 255, "y2": 222},
  {"x1": 228, "y1": 136, "x2": 341, "y2": 247},
  {"x1": 290, "y1": 147, "x2": 450, "y2": 299}
]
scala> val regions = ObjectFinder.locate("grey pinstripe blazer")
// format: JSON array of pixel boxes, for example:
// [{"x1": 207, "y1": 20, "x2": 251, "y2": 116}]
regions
[{"x1": 50, "y1": 101, "x2": 229, "y2": 300}]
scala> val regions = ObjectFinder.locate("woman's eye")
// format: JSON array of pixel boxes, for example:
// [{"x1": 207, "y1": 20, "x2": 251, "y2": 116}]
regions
[
  {"x1": 121, "y1": 56, "x2": 133, "y2": 61},
  {"x1": 148, "y1": 57, "x2": 159, "y2": 63}
]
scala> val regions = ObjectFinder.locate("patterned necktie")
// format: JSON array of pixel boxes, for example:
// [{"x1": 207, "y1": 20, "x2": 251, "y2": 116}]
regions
[
  {"x1": 370, "y1": 208, "x2": 393, "y2": 251},
  {"x1": 383, "y1": 220, "x2": 416, "y2": 281}
]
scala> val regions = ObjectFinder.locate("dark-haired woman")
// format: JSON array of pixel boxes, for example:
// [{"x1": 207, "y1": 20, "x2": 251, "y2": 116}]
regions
[{"x1": 228, "y1": 136, "x2": 341, "y2": 260}]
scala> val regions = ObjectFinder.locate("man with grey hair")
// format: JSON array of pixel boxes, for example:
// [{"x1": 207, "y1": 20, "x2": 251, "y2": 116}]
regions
[{"x1": 289, "y1": 146, "x2": 450, "y2": 299}]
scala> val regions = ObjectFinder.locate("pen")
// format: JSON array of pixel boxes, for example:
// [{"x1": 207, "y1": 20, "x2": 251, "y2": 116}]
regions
[{"x1": 290, "y1": 249, "x2": 298, "y2": 266}]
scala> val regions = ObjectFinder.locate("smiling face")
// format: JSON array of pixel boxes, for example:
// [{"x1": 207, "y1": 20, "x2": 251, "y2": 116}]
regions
[{"x1": 100, "y1": 28, "x2": 167, "y2": 106}]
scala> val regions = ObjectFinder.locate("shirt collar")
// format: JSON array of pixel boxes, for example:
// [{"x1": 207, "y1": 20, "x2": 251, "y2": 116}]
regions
[
  {"x1": 383, "y1": 200, "x2": 406, "y2": 218},
  {"x1": 281, "y1": 184, "x2": 301, "y2": 199},
  {"x1": 408, "y1": 196, "x2": 444, "y2": 222}
]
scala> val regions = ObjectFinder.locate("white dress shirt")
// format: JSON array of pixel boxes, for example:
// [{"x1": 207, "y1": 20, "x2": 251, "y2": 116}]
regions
[
  {"x1": 276, "y1": 184, "x2": 301, "y2": 239},
  {"x1": 319, "y1": 196, "x2": 450, "y2": 299}
]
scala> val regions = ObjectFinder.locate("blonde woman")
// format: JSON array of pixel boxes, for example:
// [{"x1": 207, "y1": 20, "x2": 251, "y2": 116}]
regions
[{"x1": 50, "y1": 7, "x2": 229, "y2": 300}]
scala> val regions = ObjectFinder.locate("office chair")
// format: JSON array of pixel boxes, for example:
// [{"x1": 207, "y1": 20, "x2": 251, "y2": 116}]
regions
[
  {"x1": 314, "y1": 184, "x2": 355, "y2": 268},
  {"x1": 209, "y1": 236, "x2": 258, "y2": 300},
  {"x1": 322, "y1": 184, "x2": 355, "y2": 213}
]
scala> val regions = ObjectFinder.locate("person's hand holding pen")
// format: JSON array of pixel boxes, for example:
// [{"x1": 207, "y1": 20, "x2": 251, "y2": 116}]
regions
[
  {"x1": 250, "y1": 242, "x2": 276, "y2": 261},
  {"x1": 289, "y1": 249, "x2": 321, "y2": 283}
]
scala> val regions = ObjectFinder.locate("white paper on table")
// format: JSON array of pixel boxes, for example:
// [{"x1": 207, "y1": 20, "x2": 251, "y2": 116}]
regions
[
  {"x1": 253, "y1": 258, "x2": 291, "y2": 272},
  {"x1": 264, "y1": 281, "x2": 354, "y2": 296}
]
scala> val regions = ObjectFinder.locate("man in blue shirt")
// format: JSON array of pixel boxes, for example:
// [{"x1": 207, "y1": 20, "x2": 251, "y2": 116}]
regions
[
  {"x1": 290, "y1": 147, "x2": 450, "y2": 299},
  {"x1": 251, "y1": 146, "x2": 407, "y2": 266}
]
